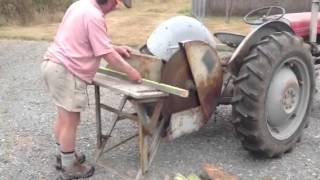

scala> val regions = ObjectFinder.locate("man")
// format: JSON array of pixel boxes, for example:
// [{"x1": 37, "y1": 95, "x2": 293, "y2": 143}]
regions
[{"x1": 41, "y1": 0, "x2": 141, "y2": 179}]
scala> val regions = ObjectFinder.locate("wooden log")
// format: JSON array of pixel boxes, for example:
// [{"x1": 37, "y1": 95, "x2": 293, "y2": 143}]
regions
[{"x1": 202, "y1": 164, "x2": 238, "y2": 180}]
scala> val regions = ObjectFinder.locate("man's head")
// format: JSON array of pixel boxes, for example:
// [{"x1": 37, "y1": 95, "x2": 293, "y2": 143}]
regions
[{"x1": 96, "y1": 0, "x2": 132, "y2": 14}]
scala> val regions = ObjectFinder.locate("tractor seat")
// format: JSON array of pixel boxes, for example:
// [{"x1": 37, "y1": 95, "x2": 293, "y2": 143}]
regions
[{"x1": 214, "y1": 32, "x2": 245, "y2": 48}]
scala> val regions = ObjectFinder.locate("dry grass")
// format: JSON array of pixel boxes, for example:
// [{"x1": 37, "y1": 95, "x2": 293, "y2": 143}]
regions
[
  {"x1": 0, "y1": 24, "x2": 57, "y2": 41},
  {"x1": 0, "y1": 0, "x2": 250, "y2": 47}
]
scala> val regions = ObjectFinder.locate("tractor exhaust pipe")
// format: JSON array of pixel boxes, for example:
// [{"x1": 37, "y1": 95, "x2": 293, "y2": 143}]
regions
[{"x1": 310, "y1": 0, "x2": 320, "y2": 43}]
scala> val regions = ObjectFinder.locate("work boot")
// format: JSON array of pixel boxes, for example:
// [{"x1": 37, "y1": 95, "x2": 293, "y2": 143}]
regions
[
  {"x1": 54, "y1": 153, "x2": 86, "y2": 170},
  {"x1": 57, "y1": 161, "x2": 95, "y2": 180}
]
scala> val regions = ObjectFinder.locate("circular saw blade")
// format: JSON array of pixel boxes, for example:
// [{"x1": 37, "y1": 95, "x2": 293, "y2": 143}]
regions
[{"x1": 161, "y1": 49, "x2": 200, "y2": 118}]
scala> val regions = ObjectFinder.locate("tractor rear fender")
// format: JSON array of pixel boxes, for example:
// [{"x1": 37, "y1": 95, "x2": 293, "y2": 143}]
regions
[
  {"x1": 164, "y1": 41, "x2": 224, "y2": 140},
  {"x1": 182, "y1": 40, "x2": 224, "y2": 120},
  {"x1": 227, "y1": 20, "x2": 295, "y2": 75}
]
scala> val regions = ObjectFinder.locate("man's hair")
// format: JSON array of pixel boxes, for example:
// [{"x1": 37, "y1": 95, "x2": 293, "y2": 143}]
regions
[{"x1": 96, "y1": 0, "x2": 108, "y2": 5}]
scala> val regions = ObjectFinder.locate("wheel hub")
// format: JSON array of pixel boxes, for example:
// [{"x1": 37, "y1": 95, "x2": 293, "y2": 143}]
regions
[
  {"x1": 266, "y1": 67, "x2": 300, "y2": 129},
  {"x1": 282, "y1": 87, "x2": 298, "y2": 114}
]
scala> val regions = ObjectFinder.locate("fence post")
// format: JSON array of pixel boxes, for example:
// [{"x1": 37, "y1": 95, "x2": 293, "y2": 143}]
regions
[{"x1": 192, "y1": 0, "x2": 207, "y2": 21}]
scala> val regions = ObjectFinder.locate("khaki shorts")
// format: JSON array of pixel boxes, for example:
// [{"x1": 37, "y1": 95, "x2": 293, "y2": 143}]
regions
[{"x1": 41, "y1": 60, "x2": 88, "y2": 112}]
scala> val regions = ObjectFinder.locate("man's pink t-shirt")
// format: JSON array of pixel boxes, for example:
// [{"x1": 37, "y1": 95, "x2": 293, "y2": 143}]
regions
[{"x1": 44, "y1": 0, "x2": 113, "y2": 83}]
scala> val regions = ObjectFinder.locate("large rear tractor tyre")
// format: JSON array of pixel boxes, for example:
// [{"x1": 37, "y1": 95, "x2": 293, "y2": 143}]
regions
[{"x1": 232, "y1": 32, "x2": 315, "y2": 157}]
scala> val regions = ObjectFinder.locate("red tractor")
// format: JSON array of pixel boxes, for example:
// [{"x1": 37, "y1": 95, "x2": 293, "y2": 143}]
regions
[
  {"x1": 159, "y1": 2, "x2": 320, "y2": 157},
  {"x1": 212, "y1": 1, "x2": 320, "y2": 157}
]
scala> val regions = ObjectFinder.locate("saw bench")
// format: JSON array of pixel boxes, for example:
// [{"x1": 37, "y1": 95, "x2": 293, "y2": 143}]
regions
[{"x1": 92, "y1": 66, "x2": 189, "y2": 179}]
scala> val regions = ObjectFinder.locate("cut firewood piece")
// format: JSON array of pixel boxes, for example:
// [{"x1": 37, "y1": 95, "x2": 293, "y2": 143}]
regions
[{"x1": 202, "y1": 163, "x2": 238, "y2": 180}]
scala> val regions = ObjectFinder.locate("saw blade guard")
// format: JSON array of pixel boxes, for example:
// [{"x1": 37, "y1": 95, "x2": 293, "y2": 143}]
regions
[{"x1": 146, "y1": 16, "x2": 217, "y2": 61}]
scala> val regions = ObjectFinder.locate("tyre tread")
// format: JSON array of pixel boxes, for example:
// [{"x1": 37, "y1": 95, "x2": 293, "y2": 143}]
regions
[{"x1": 232, "y1": 32, "x2": 314, "y2": 157}]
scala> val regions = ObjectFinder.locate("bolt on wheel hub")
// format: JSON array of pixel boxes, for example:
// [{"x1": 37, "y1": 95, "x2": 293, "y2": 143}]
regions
[{"x1": 282, "y1": 87, "x2": 299, "y2": 114}]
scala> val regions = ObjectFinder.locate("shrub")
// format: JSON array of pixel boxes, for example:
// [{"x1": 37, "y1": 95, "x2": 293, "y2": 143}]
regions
[{"x1": 0, "y1": 0, "x2": 74, "y2": 25}]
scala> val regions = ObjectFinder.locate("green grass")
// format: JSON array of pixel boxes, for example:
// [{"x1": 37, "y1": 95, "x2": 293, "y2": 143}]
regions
[{"x1": 177, "y1": 6, "x2": 192, "y2": 16}]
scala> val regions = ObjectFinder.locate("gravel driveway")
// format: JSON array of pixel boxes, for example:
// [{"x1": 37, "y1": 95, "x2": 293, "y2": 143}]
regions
[{"x1": 1, "y1": 39, "x2": 320, "y2": 180}]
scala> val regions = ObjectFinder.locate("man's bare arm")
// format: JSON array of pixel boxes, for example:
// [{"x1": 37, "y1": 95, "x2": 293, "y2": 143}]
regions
[
  {"x1": 114, "y1": 45, "x2": 132, "y2": 58},
  {"x1": 102, "y1": 50, "x2": 142, "y2": 83}
]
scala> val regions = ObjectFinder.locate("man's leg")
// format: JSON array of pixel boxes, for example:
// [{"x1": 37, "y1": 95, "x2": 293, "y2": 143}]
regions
[
  {"x1": 54, "y1": 107, "x2": 86, "y2": 171},
  {"x1": 54, "y1": 110, "x2": 64, "y2": 145},
  {"x1": 57, "y1": 106, "x2": 80, "y2": 152},
  {"x1": 54, "y1": 111, "x2": 64, "y2": 156},
  {"x1": 56, "y1": 106, "x2": 94, "y2": 179}
]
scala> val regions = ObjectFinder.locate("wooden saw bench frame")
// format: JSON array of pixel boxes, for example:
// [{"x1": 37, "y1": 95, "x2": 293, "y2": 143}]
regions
[{"x1": 93, "y1": 69, "x2": 189, "y2": 180}]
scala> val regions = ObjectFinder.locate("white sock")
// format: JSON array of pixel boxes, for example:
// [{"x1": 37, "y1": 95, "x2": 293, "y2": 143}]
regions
[{"x1": 61, "y1": 151, "x2": 76, "y2": 167}]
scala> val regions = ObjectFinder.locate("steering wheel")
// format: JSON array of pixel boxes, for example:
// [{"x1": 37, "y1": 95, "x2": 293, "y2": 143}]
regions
[{"x1": 243, "y1": 6, "x2": 286, "y2": 25}]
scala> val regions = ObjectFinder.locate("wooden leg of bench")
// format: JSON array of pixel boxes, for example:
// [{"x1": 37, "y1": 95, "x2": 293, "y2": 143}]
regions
[
  {"x1": 95, "y1": 85, "x2": 102, "y2": 149},
  {"x1": 131, "y1": 100, "x2": 151, "y2": 177},
  {"x1": 132, "y1": 100, "x2": 165, "y2": 180},
  {"x1": 147, "y1": 100, "x2": 164, "y2": 134},
  {"x1": 134, "y1": 101, "x2": 149, "y2": 174},
  {"x1": 148, "y1": 118, "x2": 165, "y2": 167}
]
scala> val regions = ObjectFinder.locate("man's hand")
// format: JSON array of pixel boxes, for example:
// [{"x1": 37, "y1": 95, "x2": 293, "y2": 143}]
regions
[
  {"x1": 103, "y1": 50, "x2": 142, "y2": 83},
  {"x1": 114, "y1": 45, "x2": 132, "y2": 59},
  {"x1": 127, "y1": 68, "x2": 142, "y2": 83}
]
